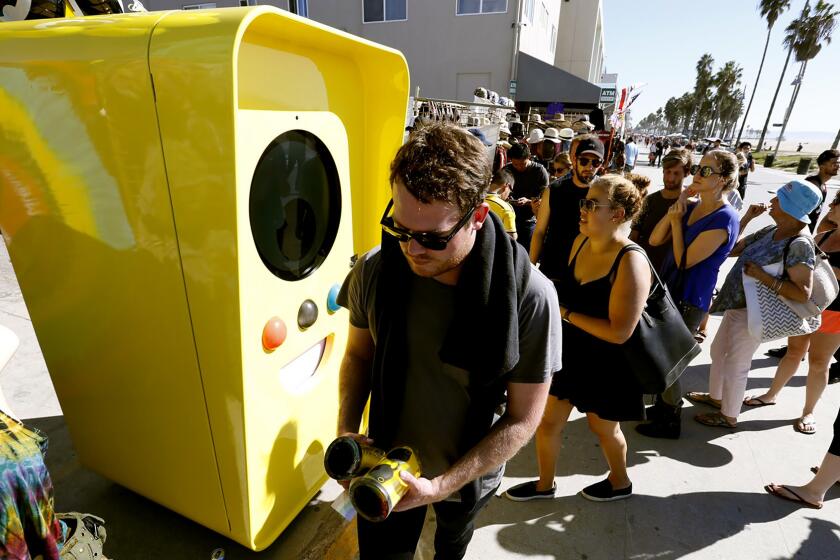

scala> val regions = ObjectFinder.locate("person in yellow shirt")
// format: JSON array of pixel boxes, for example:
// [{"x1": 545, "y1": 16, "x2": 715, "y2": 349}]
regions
[{"x1": 486, "y1": 169, "x2": 518, "y2": 240}]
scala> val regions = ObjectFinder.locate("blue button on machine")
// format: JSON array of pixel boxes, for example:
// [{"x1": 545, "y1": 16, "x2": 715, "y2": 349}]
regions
[{"x1": 327, "y1": 283, "x2": 341, "y2": 313}]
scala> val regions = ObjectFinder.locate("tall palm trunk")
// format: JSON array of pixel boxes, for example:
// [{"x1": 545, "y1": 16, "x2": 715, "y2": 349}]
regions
[
  {"x1": 737, "y1": 26, "x2": 773, "y2": 146},
  {"x1": 757, "y1": 45, "x2": 793, "y2": 151},
  {"x1": 773, "y1": 60, "x2": 808, "y2": 156}
]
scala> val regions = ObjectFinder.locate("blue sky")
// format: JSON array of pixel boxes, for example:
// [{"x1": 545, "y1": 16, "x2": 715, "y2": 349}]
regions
[{"x1": 602, "y1": 0, "x2": 840, "y2": 136}]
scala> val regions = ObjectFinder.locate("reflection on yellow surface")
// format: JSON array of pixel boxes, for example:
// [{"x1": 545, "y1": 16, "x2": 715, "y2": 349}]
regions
[{"x1": 0, "y1": 7, "x2": 408, "y2": 550}]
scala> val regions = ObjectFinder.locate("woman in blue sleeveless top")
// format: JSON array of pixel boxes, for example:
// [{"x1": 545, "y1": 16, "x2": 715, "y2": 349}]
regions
[{"x1": 637, "y1": 150, "x2": 741, "y2": 439}]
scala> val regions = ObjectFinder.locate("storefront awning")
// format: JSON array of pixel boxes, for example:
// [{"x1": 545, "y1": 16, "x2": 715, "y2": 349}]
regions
[{"x1": 515, "y1": 53, "x2": 601, "y2": 105}]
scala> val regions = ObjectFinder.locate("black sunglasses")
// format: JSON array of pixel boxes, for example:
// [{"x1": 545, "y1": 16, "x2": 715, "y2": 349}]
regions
[
  {"x1": 3, "y1": 0, "x2": 64, "y2": 19},
  {"x1": 72, "y1": 0, "x2": 139, "y2": 15},
  {"x1": 578, "y1": 157, "x2": 603, "y2": 168},
  {"x1": 380, "y1": 200, "x2": 475, "y2": 251},
  {"x1": 690, "y1": 165, "x2": 722, "y2": 178}
]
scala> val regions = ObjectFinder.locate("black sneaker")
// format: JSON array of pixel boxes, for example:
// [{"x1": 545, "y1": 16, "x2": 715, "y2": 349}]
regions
[
  {"x1": 503, "y1": 480, "x2": 556, "y2": 501},
  {"x1": 766, "y1": 346, "x2": 788, "y2": 358},
  {"x1": 636, "y1": 401, "x2": 682, "y2": 439},
  {"x1": 580, "y1": 479, "x2": 632, "y2": 502},
  {"x1": 828, "y1": 363, "x2": 840, "y2": 384}
]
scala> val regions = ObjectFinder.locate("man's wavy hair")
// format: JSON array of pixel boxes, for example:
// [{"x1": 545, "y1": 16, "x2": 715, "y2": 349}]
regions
[{"x1": 390, "y1": 122, "x2": 491, "y2": 215}]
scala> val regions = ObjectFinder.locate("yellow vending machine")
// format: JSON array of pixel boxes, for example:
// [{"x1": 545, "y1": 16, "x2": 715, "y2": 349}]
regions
[{"x1": 0, "y1": 7, "x2": 408, "y2": 550}]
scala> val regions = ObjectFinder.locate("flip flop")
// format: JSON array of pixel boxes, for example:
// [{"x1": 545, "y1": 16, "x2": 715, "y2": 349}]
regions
[
  {"x1": 764, "y1": 484, "x2": 823, "y2": 509},
  {"x1": 685, "y1": 392, "x2": 722, "y2": 409},
  {"x1": 794, "y1": 416, "x2": 816, "y2": 435},
  {"x1": 694, "y1": 412, "x2": 737, "y2": 428},
  {"x1": 809, "y1": 466, "x2": 840, "y2": 486},
  {"x1": 694, "y1": 330, "x2": 707, "y2": 343},
  {"x1": 743, "y1": 396, "x2": 776, "y2": 408}
]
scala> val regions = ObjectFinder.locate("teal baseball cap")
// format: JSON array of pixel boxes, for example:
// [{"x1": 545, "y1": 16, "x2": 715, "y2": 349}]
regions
[{"x1": 776, "y1": 180, "x2": 822, "y2": 223}]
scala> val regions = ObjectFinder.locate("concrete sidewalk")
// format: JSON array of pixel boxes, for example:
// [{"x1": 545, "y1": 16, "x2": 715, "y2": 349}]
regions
[{"x1": 1, "y1": 157, "x2": 839, "y2": 559}]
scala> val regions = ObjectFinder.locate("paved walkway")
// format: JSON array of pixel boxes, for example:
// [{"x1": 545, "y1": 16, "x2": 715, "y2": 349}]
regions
[{"x1": 0, "y1": 154, "x2": 838, "y2": 559}]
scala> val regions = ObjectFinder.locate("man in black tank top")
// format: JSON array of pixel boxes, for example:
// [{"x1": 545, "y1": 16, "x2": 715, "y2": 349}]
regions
[
  {"x1": 531, "y1": 136, "x2": 604, "y2": 277},
  {"x1": 805, "y1": 150, "x2": 839, "y2": 232}
]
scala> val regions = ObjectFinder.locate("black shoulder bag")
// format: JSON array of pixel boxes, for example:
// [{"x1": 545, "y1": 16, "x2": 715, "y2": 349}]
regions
[{"x1": 620, "y1": 246, "x2": 702, "y2": 394}]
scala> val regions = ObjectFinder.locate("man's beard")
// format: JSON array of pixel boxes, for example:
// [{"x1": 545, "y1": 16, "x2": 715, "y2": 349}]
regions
[{"x1": 573, "y1": 167, "x2": 594, "y2": 184}]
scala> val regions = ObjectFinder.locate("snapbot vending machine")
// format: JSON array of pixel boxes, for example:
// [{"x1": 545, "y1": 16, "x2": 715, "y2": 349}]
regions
[{"x1": 0, "y1": 7, "x2": 408, "y2": 550}]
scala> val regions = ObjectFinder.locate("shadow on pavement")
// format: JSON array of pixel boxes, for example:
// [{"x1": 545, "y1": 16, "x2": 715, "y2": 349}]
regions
[
  {"x1": 476, "y1": 491, "x2": 840, "y2": 559},
  {"x1": 778, "y1": 516, "x2": 840, "y2": 560},
  {"x1": 504, "y1": 410, "x2": 735, "y2": 482}
]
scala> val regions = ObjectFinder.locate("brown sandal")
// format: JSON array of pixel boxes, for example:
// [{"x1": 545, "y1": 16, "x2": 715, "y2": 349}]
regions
[
  {"x1": 694, "y1": 412, "x2": 736, "y2": 428},
  {"x1": 764, "y1": 484, "x2": 822, "y2": 509},
  {"x1": 685, "y1": 392, "x2": 722, "y2": 409}
]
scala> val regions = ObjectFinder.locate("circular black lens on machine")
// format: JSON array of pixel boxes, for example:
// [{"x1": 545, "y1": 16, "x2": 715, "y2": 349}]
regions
[{"x1": 249, "y1": 130, "x2": 342, "y2": 281}]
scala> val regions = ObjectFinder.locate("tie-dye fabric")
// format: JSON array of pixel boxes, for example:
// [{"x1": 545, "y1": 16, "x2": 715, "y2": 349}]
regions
[{"x1": 0, "y1": 412, "x2": 65, "y2": 560}]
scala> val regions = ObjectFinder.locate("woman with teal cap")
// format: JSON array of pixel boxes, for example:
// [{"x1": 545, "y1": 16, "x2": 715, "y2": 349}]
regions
[{"x1": 687, "y1": 179, "x2": 822, "y2": 429}]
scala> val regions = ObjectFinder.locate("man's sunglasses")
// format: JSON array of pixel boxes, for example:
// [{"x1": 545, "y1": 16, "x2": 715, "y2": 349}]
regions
[
  {"x1": 70, "y1": 0, "x2": 143, "y2": 15},
  {"x1": 380, "y1": 200, "x2": 475, "y2": 251},
  {"x1": 690, "y1": 165, "x2": 722, "y2": 178},
  {"x1": 578, "y1": 157, "x2": 603, "y2": 168},
  {"x1": 579, "y1": 199, "x2": 612, "y2": 212},
  {"x1": 5, "y1": 0, "x2": 142, "y2": 20}
]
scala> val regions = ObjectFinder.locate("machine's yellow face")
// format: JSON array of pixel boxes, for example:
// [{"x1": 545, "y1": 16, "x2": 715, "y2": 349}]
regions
[{"x1": 235, "y1": 111, "x2": 354, "y2": 545}]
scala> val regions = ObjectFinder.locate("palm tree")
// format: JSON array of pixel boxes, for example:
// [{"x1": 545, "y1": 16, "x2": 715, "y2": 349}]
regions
[
  {"x1": 772, "y1": 0, "x2": 838, "y2": 155},
  {"x1": 708, "y1": 61, "x2": 743, "y2": 137},
  {"x1": 677, "y1": 92, "x2": 694, "y2": 135},
  {"x1": 664, "y1": 97, "x2": 680, "y2": 132},
  {"x1": 721, "y1": 94, "x2": 745, "y2": 139},
  {"x1": 756, "y1": 42, "x2": 794, "y2": 152},
  {"x1": 655, "y1": 107, "x2": 664, "y2": 135},
  {"x1": 689, "y1": 54, "x2": 714, "y2": 136},
  {"x1": 736, "y1": 0, "x2": 791, "y2": 146}
]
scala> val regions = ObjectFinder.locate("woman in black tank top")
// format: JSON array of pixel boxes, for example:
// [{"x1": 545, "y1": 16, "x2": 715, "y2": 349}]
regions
[{"x1": 504, "y1": 175, "x2": 651, "y2": 503}]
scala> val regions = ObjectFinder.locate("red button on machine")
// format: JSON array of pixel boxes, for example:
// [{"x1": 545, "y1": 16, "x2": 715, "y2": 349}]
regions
[{"x1": 262, "y1": 317, "x2": 288, "y2": 351}]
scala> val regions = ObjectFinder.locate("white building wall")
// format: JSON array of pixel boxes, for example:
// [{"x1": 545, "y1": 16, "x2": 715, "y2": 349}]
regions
[
  {"x1": 554, "y1": 0, "x2": 604, "y2": 84},
  {"x1": 517, "y1": 0, "x2": 562, "y2": 65},
  {"x1": 307, "y1": 1, "x2": 517, "y2": 101}
]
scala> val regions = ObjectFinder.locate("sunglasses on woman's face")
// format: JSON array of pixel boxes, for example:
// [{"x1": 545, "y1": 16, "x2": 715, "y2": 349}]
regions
[
  {"x1": 690, "y1": 165, "x2": 722, "y2": 178},
  {"x1": 380, "y1": 200, "x2": 475, "y2": 251},
  {"x1": 579, "y1": 199, "x2": 612, "y2": 212}
]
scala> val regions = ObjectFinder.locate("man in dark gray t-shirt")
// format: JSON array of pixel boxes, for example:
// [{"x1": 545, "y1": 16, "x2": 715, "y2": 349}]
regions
[
  {"x1": 343, "y1": 247, "x2": 561, "y2": 499},
  {"x1": 630, "y1": 148, "x2": 693, "y2": 272},
  {"x1": 336, "y1": 123, "x2": 561, "y2": 560}
]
